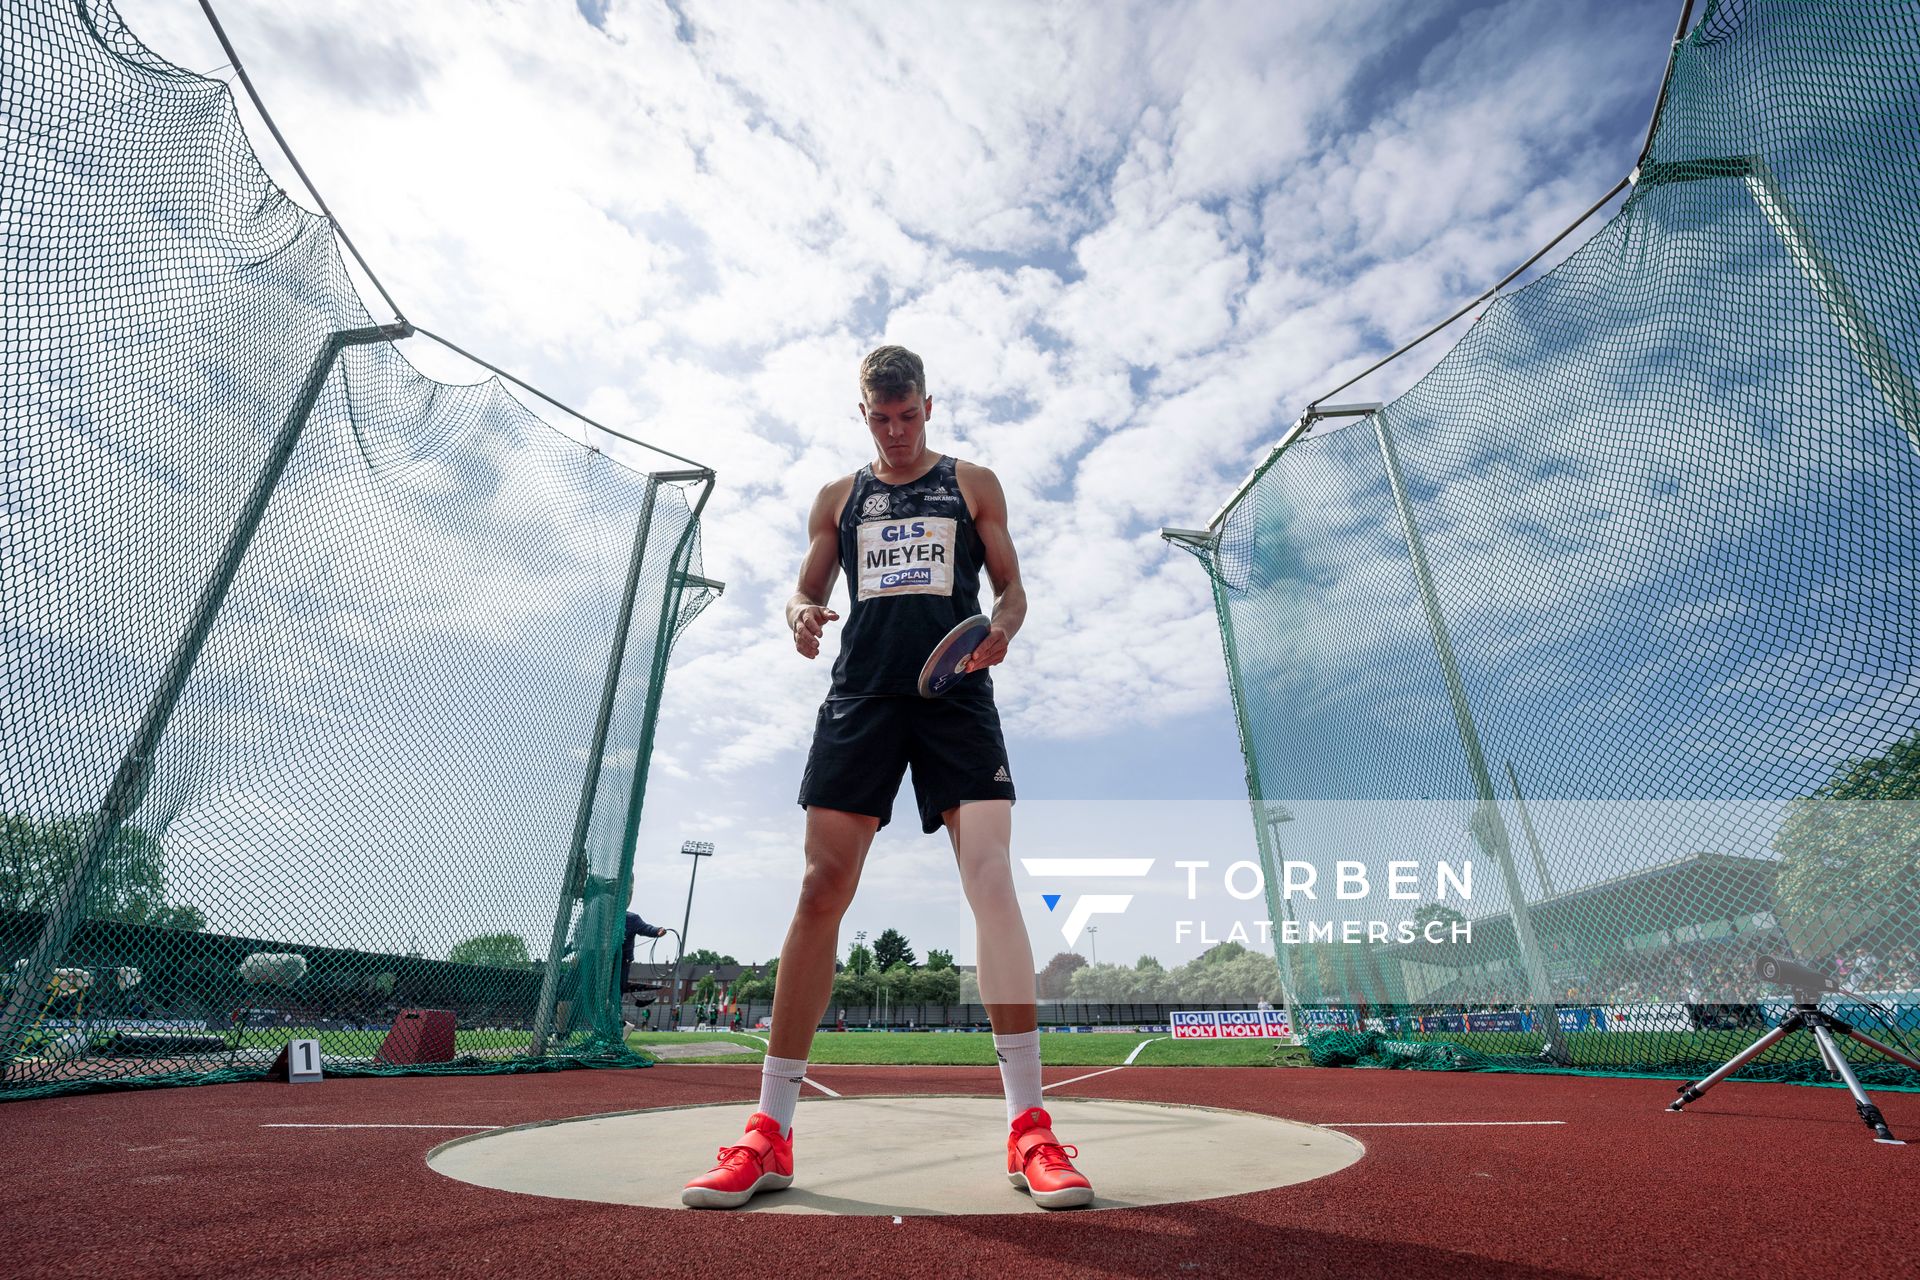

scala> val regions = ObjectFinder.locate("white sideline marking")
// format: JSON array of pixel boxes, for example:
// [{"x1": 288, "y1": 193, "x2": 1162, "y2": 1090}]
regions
[
  {"x1": 1319, "y1": 1120, "x2": 1567, "y2": 1128},
  {"x1": 1042, "y1": 1065, "x2": 1126, "y2": 1091},
  {"x1": 1125, "y1": 1037, "x2": 1167, "y2": 1065},
  {"x1": 261, "y1": 1123, "x2": 499, "y2": 1130},
  {"x1": 690, "y1": 1031, "x2": 837, "y2": 1095}
]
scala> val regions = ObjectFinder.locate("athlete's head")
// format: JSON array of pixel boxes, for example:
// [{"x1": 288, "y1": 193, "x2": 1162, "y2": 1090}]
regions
[{"x1": 859, "y1": 345, "x2": 932, "y2": 468}]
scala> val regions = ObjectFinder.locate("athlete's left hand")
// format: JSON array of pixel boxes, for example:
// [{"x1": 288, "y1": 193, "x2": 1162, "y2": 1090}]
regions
[{"x1": 965, "y1": 624, "x2": 1011, "y2": 672}]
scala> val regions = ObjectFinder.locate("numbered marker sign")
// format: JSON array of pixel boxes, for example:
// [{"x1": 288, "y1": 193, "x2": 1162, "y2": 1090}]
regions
[{"x1": 288, "y1": 1038, "x2": 322, "y2": 1083}]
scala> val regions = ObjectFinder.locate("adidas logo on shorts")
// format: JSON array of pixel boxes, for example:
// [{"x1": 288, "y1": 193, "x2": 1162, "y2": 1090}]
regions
[{"x1": 993, "y1": 764, "x2": 1011, "y2": 783}]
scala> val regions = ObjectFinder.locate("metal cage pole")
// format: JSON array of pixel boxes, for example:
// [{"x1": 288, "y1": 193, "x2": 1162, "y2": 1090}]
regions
[
  {"x1": 530, "y1": 473, "x2": 666, "y2": 1054},
  {"x1": 1261, "y1": 803, "x2": 1304, "y2": 1040},
  {"x1": 1372, "y1": 407, "x2": 1568, "y2": 1062},
  {"x1": 1504, "y1": 760, "x2": 1558, "y2": 900},
  {"x1": 1162, "y1": 526, "x2": 1303, "y2": 1041},
  {"x1": 530, "y1": 468, "x2": 718, "y2": 1052},
  {"x1": 0, "y1": 323, "x2": 409, "y2": 1069},
  {"x1": 613, "y1": 476, "x2": 719, "y2": 1032}
]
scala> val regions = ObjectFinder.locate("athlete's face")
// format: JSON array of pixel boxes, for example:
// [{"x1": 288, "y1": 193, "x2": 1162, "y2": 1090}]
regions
[{"x1": 861, "y1": 392, "x2": 932, "y2": 468}]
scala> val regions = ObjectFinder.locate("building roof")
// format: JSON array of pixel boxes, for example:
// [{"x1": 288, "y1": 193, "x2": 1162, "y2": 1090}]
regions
[{"x1": 1373, "y1": 852, "x2": 1780, "y2": 970}]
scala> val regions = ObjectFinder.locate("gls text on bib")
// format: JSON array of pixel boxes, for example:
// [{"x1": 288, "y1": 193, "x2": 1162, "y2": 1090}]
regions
[{"x1": 857, "y1": 516, "x2": 957, "y2": 598}]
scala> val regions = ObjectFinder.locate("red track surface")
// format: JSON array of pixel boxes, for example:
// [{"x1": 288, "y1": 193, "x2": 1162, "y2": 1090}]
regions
[{"x1": 1, "y1": 1064, "x2": 1912, "y2": 1278}]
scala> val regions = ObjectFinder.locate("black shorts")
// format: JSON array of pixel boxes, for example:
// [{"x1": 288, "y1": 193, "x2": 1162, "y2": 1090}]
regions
[{"x1": 798, "y1": 693, "x2": 1016, "y2": 834}]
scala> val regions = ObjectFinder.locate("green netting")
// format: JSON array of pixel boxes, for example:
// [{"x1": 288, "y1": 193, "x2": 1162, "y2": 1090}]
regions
[
  {"x1": 1, "y1": 0, "x2": 718, "y2": 1100},
  {"x1": 1184, "y1": 0, "x2": 1920, "y2": 1084}
]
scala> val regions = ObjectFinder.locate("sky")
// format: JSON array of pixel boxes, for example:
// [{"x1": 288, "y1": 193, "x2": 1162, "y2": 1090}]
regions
[{"x1": 110, "y1": 0, "x2": 1687, "y2": 972}]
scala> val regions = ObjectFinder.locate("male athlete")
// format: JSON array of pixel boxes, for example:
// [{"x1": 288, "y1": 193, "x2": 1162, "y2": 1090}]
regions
[{"x1": 682, "y1": 345, "x2": 1092, "y2": 1210}]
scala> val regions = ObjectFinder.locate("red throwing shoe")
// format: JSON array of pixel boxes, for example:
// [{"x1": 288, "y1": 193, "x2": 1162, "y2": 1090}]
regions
[
  {"x1": 1007, "y1": 1106, "x2": 1094, "y2": 1209},
  {"x1": 682, "y1": 1111, "x2": 794, "y2": 1209}
]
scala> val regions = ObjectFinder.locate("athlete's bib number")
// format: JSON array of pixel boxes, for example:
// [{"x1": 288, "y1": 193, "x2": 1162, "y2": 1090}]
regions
[{"x1": 857, "y1": 516, "x2": 957, "y2": 599}]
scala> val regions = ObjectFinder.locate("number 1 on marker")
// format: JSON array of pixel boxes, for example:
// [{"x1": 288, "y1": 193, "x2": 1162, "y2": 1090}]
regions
[{"x1": 289, "y1": 1038, "x2": 322, "y2": 1083}]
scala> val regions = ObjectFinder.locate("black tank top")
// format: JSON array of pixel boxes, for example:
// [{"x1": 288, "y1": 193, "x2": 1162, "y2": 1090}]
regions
[{"x1": 829, "y1": 455, "x2": 992, "y2": 699}]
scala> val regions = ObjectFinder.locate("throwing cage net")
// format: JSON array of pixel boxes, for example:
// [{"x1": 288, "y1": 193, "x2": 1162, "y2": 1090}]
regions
[
  {"x1": 1, "y1": 0, "x2": 718, "y2": 1099},
  {"x1": 1176, "y1": 0, "x2": 1920, "y2": 1083}
]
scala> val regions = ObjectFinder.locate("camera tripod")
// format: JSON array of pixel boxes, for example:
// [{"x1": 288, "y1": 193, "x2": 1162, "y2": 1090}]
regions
[{"x1": 1667, "y1": 993, "x2": 1920, "y2": 1144}]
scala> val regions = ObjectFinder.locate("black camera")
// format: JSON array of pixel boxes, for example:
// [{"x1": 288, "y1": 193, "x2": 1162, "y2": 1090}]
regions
[{"x1": 1753, "y1": 954, "x2": 1839, "y2": 996}]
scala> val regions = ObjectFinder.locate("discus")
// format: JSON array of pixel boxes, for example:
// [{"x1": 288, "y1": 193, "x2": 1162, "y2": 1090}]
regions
[{"x1": 917, "y1": 613, "x2": 991, "y2": 698}]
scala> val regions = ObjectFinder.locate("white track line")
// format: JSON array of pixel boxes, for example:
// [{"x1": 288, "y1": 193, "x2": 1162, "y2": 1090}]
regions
[
  {"x1": 730, "y1": 1035, "x2": 837, "y2": 1095},
  {"x1": 1318, "y1": 1120, "x2": 1567, "y2": 1128},
  {"x1": 1042, "y1": 1065, "x2": 1127, "y2": 1091},
  {"x1": 261, "y1": 1123, "x2": 499, "y2": 1130},
  {"x1": 1124, "y1": 1037, "x2": 1167, "y2": 1065}
]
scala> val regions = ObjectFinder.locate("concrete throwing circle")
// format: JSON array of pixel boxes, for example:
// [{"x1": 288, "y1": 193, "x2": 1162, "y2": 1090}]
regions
[{"x1": 427, "y1": 1094, "x2": 1363, "y2": 1215}]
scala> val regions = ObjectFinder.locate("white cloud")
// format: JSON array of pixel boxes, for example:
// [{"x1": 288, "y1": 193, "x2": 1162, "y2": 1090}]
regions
[{"x1": 62, "y1": 0, "x2": 1687, "y2": 963}]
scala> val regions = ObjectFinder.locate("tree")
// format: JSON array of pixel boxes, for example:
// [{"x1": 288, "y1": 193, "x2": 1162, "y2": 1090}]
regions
[
  {"x1": 910, "y1": 967, "x2": 961, "y2": 1004},
  {"x1": 681, "y1": 948, "x2": 736, "y2": 966},
  {"x1": 1774, "y1": 732, "x2": 1920, "y2": 955},
  {"x1": 1168, "y1": 946, "x2": 1282, "y2": 1004},
  {"x1": 447, "y1": 932, "x2": 532, "y2": 968},
  {"x1": 878, "y1": 962, "x2": 915, "y2": 1005},
  {"x1": 925, "y1": 948, "x2": 955, "y2": 971},
  {"x1": 1038, "y1": 951, "x2": 1088, "y2": 998},
  {"x1": 873, "y1": 927, "x2": 916, "y2": 970},
  {"x1": 137, "y1": 903, "x2": 207, "y2": 932},
  {"x1": 693, "y1": 972, "x2": 718, "y2": 1006},
  {"x1": 1068, "y1": 962, "x2": 1150, "y2": 1001},
  {"x1": 845, "y1": 942, "x2": 874, "y2": 975},
  {"x1": 1, "y1": 816, "x2": 205, "y2": 929},
  {"x1": 733, "y1": 971, "x2": 774, "y2": 1002},
  {"x1": 831, "y1": 970, "x2": 875, "y2": 1005},
  {"x1": 1196, "y1": 941, "x2": 1250, "y2": 964}
]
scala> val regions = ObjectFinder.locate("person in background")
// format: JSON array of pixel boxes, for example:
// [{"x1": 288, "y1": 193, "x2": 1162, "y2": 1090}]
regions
[{"x1": 622, "y1": 911, "x2": 669, "y2": 994}]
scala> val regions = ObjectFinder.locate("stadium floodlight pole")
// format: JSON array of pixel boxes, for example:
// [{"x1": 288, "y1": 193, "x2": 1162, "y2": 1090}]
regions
[
  {"x1": 530, "y1": 474, "x2": 665, "y2": 1054},
  {"x1": 666, "y1": 841, "x2": 715, "y2": 1026},
  {"x1": 1371, "y1": 406, "x2": 1569, "y2": 1064},
  {"x1": 0, "y1": 322, "x2": 411, "y2": 1069},
  {"x1": 1087, "y1": 926, "x2": 1098, "y2": 966},
  {"x1": 855, "y1": 930, "x2": 869, "y2": 1027},
  {"x1": 1633, "y1": 155, "x2": 1920, "y2": 456}
]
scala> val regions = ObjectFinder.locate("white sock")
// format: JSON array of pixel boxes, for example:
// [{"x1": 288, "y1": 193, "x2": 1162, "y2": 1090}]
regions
[
  {"x1": 757, "y1": 1054, "x2": 807, "y2": 1137},
  {"x1": 993, "y1": 1030, "x2": 1042, "y2": 1125}
]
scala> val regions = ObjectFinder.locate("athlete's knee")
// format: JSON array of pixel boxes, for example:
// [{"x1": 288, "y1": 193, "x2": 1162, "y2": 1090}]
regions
[
  {"x1": 957, "y1": 857, "x2": 1019, "y2": 915},
  {"x1": 794, "y1": 861, "x2": 859, "y2": 920}
]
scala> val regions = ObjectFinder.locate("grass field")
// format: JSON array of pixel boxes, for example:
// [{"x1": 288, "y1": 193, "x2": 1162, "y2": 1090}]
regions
[
  {"x1": 625, "y1": 1025, "x2": 1920, "y2": 1072},
  {"x1": 626, "y1": 1029, "x2": 1310, "y2": 1068},
  {"x1": 67, "y1": 1022, "x2": 1912, "y2": 1075}
]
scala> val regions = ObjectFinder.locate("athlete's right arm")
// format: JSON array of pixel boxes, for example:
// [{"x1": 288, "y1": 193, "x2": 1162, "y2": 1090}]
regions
[{"x1": 786, "y1": 476, "x2": 851, "y2": 659}]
